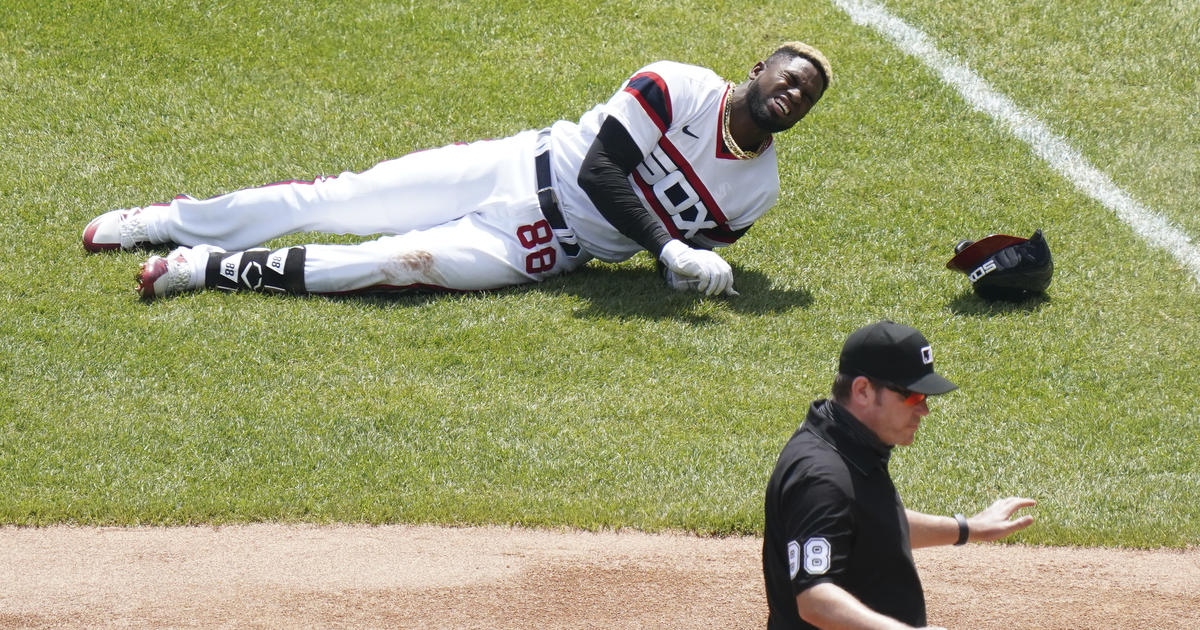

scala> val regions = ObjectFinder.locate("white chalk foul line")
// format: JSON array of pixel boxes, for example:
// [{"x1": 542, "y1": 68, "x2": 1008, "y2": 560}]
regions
[{"x1": 831, "y1": 0, "x2": 1200, "y2": 283}]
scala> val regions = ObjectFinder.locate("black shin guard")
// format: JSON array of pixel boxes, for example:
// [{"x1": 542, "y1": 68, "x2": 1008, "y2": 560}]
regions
[{"x1": 205, "y1": 247, "x2": 307, "y2": 294}]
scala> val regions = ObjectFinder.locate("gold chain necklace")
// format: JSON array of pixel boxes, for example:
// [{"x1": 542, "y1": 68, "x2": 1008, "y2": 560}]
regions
[{"x1": 722, "y1": 84, "x2": 760, "y2": 160}]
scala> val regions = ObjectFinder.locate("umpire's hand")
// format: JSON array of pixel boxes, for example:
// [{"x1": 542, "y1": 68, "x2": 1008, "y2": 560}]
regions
[{"x1": 969, "y1": 497, "x2": 1037, "y2": 542}]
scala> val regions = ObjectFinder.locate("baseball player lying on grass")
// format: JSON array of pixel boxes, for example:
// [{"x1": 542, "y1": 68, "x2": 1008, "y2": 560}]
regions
[{"x1": 83, "y1": 43, "x2": 830, "y2": 300}]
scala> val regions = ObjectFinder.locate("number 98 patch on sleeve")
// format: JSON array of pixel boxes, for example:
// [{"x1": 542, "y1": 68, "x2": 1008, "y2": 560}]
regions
[{"x1": 788, "y1": 537, "x2": 831, "y2": 578}]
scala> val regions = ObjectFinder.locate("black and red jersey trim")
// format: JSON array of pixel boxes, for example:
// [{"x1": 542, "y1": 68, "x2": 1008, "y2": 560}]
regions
[
  {"x1": 623, "y1": 72, "x2": 672, "y2": 133},
  {"x1": 690, "y1": 224, "x2": 750, "y2": 249}
]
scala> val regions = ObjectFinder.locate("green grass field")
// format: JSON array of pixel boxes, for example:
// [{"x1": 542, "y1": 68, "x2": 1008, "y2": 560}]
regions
[{"x1": 2, "y1": 0, "x2": 1197, "y2": 548}]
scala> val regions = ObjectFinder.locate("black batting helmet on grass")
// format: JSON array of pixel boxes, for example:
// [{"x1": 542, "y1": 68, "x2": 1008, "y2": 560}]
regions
[{"x1": 947, "y1": 229, "x2": 1053, "y2": 301}]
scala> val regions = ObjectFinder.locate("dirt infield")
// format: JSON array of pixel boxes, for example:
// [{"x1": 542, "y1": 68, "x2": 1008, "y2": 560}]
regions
[{"x1": 1, "y1": 525, "x2": 1197, "y2": 629}]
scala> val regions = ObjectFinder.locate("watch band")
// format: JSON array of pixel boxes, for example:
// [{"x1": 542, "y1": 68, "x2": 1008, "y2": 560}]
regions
[{"x1": 953, "y1": 513, "x2": 970, "y2": 546}]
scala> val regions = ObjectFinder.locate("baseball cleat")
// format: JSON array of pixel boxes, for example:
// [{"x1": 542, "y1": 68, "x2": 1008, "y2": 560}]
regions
[
  {"x1": 83, "y1": 208, "x2": 154, "y2": 253},
  {"x1": 135, "y1": 245, "x2": 220, "y2": 300}
]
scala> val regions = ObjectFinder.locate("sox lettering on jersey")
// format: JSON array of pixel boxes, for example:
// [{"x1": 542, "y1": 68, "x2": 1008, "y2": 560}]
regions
[
  {"x1": 622, "y1": 70, "x2": 735, "y2": 243},
  {"x1": 579, "y1": 64, "x2": 770, "y2": 258},
  {"x1": 633, "y1": 143, "x2": 726, "y2": 240}
]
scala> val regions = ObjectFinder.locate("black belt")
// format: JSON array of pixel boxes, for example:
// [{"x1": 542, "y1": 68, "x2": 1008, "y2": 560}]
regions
[{"x1": 534, "y1": 132, "x2": 581, "y2": 257}]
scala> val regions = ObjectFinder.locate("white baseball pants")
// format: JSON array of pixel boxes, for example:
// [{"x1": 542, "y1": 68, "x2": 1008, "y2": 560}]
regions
[{"x1": 141, "y1": 130, "x2": 589, "y2": 293}]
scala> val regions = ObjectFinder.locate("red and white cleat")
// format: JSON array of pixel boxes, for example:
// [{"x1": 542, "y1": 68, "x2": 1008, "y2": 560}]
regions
[
  {"x1": 83, "y1": 208, "x2": 154, "y2": 253},
  {"x1": 135, "y1": 246, "x2": 220, "y2": 300}
]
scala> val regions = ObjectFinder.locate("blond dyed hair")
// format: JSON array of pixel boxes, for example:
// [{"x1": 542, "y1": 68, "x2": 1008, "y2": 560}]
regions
[{"x1": 773, "y1": 41, "x2": 832, "y2": 88}]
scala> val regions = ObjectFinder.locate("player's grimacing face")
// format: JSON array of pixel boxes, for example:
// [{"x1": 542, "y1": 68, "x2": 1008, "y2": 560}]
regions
[{"x1": 746, "y1": 56, "x2": 825, "y2": 133}]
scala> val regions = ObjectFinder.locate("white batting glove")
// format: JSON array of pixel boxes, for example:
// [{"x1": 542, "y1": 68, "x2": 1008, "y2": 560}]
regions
[{"x1": 659, "y1": 239, "x2": 738, "y2": 296}]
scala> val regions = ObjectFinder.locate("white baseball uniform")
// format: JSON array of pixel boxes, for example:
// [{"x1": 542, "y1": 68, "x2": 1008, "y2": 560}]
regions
[
  {"x1": 552, "y1": 60, "x2": 780, "y2": 261},
  {"x1": 130, "y1": 61, "x2": 782, "y2": 294}
]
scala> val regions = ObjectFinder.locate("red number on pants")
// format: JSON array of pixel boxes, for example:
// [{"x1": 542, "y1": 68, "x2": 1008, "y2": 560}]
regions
[
  {"x1": 517, "y1": 221, "x2": 557, "y2": 274},
  {"x1": 525, "y1": 248, "x2": 556, "y2": 273},
  {"x1": 517, "y1": 220, "x2": 553, "y2": 249}
]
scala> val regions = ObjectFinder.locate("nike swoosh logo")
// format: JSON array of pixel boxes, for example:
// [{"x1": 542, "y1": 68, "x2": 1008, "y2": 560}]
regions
[{"x1": 681, "y1": 125, "x2": 699, "y2": 139}]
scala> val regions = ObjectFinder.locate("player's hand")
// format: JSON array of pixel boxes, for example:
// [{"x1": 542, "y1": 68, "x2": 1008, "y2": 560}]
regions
[
  {"x1": 968, "y1": 497, "x2": 1037, "y2": 542},
  {"x1": 659, "y1": 240, "x2": 737, "y2": 296}
]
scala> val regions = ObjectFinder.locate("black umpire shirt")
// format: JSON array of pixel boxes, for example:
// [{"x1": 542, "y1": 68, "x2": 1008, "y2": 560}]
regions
[{"x1": 762, "y1": 399, "x2": 925, "y2": 629}]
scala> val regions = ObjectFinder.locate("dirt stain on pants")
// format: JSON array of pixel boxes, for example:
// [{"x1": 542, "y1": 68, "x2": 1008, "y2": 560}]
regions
[{"x1": 381, "y1": 250, "x2": 440, "y2": 286}]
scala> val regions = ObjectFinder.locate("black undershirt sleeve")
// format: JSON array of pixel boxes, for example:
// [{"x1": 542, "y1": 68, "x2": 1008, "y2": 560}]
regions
[{"x1": 576, "y1": 117, "x2": 674, "y2": 257}]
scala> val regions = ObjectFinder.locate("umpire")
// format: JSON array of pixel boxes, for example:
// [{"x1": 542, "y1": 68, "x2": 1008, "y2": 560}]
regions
[{"x1": 763, "y1": 321, "x2": 1036, "y2": 630}]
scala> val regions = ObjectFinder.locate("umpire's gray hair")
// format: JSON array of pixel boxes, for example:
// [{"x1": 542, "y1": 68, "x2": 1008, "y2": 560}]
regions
[{"x1": 772, "y1": 42, "x2": 832, "y2": 89}]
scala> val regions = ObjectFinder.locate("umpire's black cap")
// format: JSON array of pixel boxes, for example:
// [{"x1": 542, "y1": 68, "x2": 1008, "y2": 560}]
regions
[
  {"x1": 947, "y1": 229, "x2": 1053, "y2": 301},
  {"x1": 839, "y1": 321, "x2": 957, "y2": 396}
]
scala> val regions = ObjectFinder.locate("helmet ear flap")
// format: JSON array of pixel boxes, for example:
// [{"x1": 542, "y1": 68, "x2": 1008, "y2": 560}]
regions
[{"x1": 948, "y1": 230, "x2": 1053, "y2": 301}]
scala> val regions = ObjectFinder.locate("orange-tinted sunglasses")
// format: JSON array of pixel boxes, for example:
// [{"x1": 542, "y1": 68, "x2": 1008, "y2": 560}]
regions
[{"x1": 886, "y1": 385, "x2": 927, "y2": 407}]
